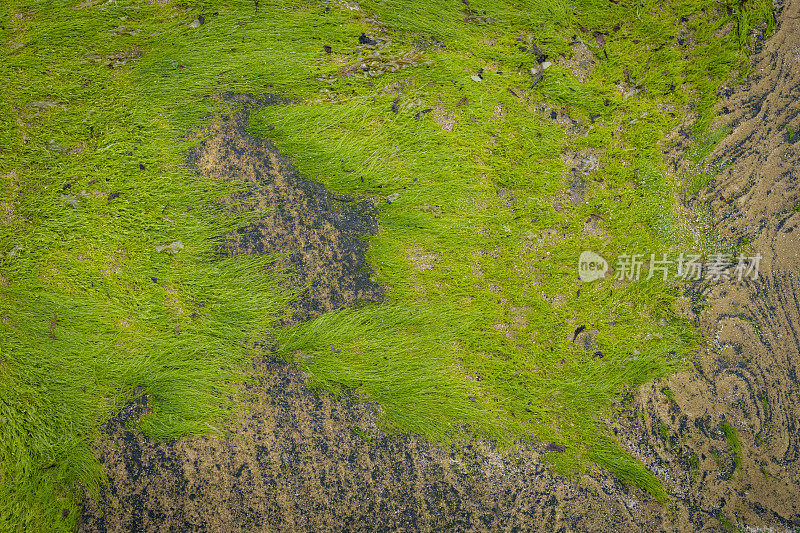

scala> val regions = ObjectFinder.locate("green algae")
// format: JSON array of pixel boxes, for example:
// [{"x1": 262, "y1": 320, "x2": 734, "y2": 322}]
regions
[{"x1": 0, "y1": 0, "x2": 772, "y2": 529}]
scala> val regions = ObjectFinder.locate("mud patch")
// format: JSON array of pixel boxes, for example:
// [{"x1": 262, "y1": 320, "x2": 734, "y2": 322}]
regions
[
  {"x1": 186, "y1": 93, "x2": 384, "y2": 321},
  {"x1": 79, "y1": 357, "x2": 668, "y2": 533},
  {"x1": 560, "y1": 42, "x2": 596, "y2": 83}
]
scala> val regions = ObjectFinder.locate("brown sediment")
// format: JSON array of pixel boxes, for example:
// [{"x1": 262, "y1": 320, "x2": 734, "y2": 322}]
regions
[
  {"x1": 79, "y1": 357, "x2": 668, "y2": 533},
  {"x1": 612, "y1": 0, "x2": 800, "y2": 529},
  {"x1": 185, "y1": 93, "x2": 384, "y2": 322},
  {"x1": 79, "y1": 0, "x2": 800, "y2": 527},
  {"x1": 560, "y1": 42, "x2": 596, "y2": 84}
]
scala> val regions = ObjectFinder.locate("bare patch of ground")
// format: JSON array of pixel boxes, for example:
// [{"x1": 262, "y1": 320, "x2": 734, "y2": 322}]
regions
[
  {"x1": 0, "y1": 171, "x2": 22, "y2": 226},
  {"x1": 186, "y1": 93, "x2": 384, "y2": 322},
  {"x1": 79, "y1": 357, "x2": 668, "y2": 533},
  {"x1": 560, "y1": 42, "x2": 596, "y2": 84}
]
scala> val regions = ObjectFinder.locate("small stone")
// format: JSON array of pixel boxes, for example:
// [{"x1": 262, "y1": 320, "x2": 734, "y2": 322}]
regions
[
  {"x1": 358, "y1": 33, "x2": 377, "y2": 46},
  {"x1": 386, "y1": 193, "x2": 400, "y2": 204}
]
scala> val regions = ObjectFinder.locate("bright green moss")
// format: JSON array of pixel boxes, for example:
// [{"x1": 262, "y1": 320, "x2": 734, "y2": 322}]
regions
[{"x1": 721, "y1": 421, "x2": 743, "y2": 472}]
